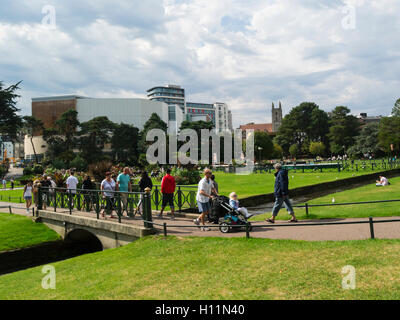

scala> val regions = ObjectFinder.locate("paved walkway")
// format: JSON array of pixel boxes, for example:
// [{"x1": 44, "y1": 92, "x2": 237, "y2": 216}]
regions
[{"x1": 2, "y1": 202, "x2": 400, "y2": 241}]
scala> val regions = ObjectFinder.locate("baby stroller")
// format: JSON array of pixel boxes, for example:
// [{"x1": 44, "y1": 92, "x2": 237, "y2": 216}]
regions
[
  {"x1": 216, "y1": 198, "x2": 253, "y2": 234},
  {"x1": 208, "y1": 196, "x2": 230, "y2": 224}
]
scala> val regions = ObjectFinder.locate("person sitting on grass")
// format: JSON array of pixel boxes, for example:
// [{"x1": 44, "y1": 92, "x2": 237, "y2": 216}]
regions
[
  {"x1": 376, "y1": 176, "x2": 390, "y2": 187},
  {"x1": 229, "y1": 192, "x2": 253, "y2": 220}
]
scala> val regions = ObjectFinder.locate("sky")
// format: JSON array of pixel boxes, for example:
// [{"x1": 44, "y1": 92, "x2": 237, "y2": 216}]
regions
[{"x1": 0, "y1": 0, "x2": 399, "y2": 128}]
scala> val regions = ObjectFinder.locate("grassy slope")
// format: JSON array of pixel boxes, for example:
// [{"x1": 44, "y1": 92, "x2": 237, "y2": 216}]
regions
[
  {"x1": 252, "y1": 177, "x2": 400, "y2": 221},
  {"x1": 0, "y1": 213, "x2": 60, "y2": 252},
  {"x1": 0, "y1": 189, "x2": 24, "y2": 203},
  {"x1": 213, "y1": 171, "x2": 379, "y2": 199},
  {"x1": 0, "y1": 236, "x2": 399, "y2": 300}
]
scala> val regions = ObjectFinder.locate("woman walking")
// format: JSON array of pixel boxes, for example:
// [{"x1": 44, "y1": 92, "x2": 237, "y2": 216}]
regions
[
  {"x1": 101, "y1": 172, "x2": 116, "y2": 219},
  {"x1": 23, "y1": 181, "x2": 33, "y2": 213}
]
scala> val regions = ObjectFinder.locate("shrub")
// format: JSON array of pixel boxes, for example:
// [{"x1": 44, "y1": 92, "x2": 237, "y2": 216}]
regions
[
  {"x1": 88, "y1": 160, "x2": 113, "y2": 182},
  {"x1": 70, "y1": 155, "x2": 88, "y2": 172},
  {"x1": 171, "y1": 168, "x2": 201, "y2": 185},
  {"x1": 52, "y1": 158, "x2": 67, "y2": 170},
  {"x1": 23, "y1": 167, "x2": 33, "y2": 176},
  {"x1": 32, "y1": 164, "x2": 44, "y2": 175}
]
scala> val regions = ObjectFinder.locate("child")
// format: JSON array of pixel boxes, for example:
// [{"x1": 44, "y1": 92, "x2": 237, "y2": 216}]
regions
[{"x1": 229, "y1": 192, "x2": 253, "y2": 220}]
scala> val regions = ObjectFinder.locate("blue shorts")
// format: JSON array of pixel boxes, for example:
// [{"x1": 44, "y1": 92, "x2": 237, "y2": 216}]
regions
[
  {"x1": 198, "y1": 201, "x2": 211, "y2": 213},
  {"x1": 24, "y1": 196, "x2": 32, "y2": 200}
]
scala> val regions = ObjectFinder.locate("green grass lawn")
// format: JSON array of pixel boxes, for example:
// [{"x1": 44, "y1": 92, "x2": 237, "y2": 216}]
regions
[
  {"x1": 0, "y1": 212, "x2": 60, "y2": 252},
  {"x1": 0, "y1": 189, "x2": 25, "y2": 203},
  {"x1": 1, "y1": 236, "x2": 399, "y2": 300},
  {"x1": 212, "y1": 171, "x2": 380, "y2": 199},
  {"x1": 252, "y1": 177, "x2": 400, "y2": 221}
]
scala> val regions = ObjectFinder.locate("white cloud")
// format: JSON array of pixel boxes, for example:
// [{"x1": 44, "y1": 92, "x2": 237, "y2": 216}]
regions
[{"x1": 0, "y1": 0, "x2": 399, "y2": 128}]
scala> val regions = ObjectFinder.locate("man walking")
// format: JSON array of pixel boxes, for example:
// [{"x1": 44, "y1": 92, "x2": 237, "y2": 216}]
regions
[
  {"x1": 194, "y1": 169, "x2": 218, "y2": 231},
  {"x1": 116, "y1": 167, "x2": 132, "y2": 215},
  {"x1": 158, "y1": 168, "x2": 176, "y2": 220},
  {"x1": 266, "y1": 163, "x2": 298, "y2": 223}
]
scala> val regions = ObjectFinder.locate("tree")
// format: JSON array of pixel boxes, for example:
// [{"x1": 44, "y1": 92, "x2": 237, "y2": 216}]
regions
[
  {"x1": 328, "y1": 106, "x2": 360, "y2": 155},
  {"x1": 0, "y1": 81, "x2": 23, "y2": 157},
  {"x1": 42, "y1": 109, "x2": 80, "y2": 164},
  {"x1": 392, "y1": 98, "x2": 400, "y2": 117},
  {"x1": 289, "y1": 144, "x2": 300, "y2": 158},
  {"x1": 254, "y1": 131, "x2": 274, "y2": 160},
  {"x1": 111, "y1": 123, "x2": 139, "y2": 165},
  {"x1": 378, "y1": 116, "x2": 400, "y2": 154},
  {"x1": 272, "y1": 144, "x2": 284, "y2": 159},
  {"x1": 139, "y1": 113, "x2": 168, "y2": 154},
  {"x1": 309, "y1": 142, "x2": 326, "y2": 156},
  {"x1": 79, "y1": 116, "x2": 116, "y2": 164},
  {"x1": 348, "y1": 123, "x2": 382, "y2": 158},
  {"x1": 23, "y1": 116, "x2": 44, "y2": 164},
  {"x1": 274, "y1": 102, "x2": 329, "y2": 154}
]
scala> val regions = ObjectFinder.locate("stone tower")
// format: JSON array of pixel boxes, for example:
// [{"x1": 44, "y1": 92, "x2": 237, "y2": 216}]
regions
[{"x1": 272, "y1": 102, "x2": 283, "y2": 133}]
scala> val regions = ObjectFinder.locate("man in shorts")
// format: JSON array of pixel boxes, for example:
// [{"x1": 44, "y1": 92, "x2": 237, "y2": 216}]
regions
[
  {"x1": 158, "y1": 168, "x2": 176, "y2": 220},
  {"x1": 116, "y1": 167, "x2": 132, "y2": 215},
  {"x1": 194, "y1": 169, "x2": 218, "y2": 231}
]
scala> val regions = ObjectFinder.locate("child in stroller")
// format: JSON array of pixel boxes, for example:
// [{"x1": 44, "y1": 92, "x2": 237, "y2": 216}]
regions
[
  {"x1": 216, "y1": 193, "x2": 253, "y2": 234},
  {"x1": 229, "y1": 192, "x2": 254, "y2": 220}
]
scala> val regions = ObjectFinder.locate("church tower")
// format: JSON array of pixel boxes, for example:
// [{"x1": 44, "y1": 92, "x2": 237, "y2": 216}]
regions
[{"x1": 272, "y1": 102, "x2": 283, "y2": 133}]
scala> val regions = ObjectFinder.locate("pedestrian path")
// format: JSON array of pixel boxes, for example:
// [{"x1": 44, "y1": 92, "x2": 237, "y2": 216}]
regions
[{"x1": 2, "y1": 203, "x2": 399, "y2": 241}]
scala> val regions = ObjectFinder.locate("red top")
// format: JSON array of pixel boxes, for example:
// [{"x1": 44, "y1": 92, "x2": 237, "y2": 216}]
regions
[{"x1": 161, "y1": 174, "x2": 176, "y2": 194}]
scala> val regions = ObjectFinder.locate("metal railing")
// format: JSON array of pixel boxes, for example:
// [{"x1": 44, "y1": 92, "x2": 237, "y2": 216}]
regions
[
  {"x1": 37, "y1": 187, "x2": 153, "y2": 228},
  {"x1": 151, "y1": 185, "x2": 198, "y2": 212},
  {"x1": 146, "y1": 217, "x2": 400, "y2": 240}
]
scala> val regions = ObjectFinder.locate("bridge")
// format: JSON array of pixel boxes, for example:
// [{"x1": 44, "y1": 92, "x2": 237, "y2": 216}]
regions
[
  {"x1": 34, "y1": 188, "x2": 158, "y2": 250},
  {"x1": 34, "y1": 210, "x2": 156, "y2": 250}
]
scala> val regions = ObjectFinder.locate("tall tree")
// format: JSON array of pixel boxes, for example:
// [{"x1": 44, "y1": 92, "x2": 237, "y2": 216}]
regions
[
  {"x1": 139, "y1": 113, "x2": 168, "y2": 154},
  {"x1": 378, "y1": 116, "x2": 400, "y2": 154},
  {"x1": 79, "y1": 116, "x2": 116, "y2": 164},
  {"x1": 274, "y1": 102, "x2": 329, "y2": 154},
  {"x1": 42, "y1": 109, "x2": 80, "y2": 164},
  {"x1": 348, "y1": 122, "x2": 381, "y2": 158},
  {"x1": 111, "y1": 123, "x2": 139, "y2": 165},
  {"x1": 392, "y1": 98, "x2": 400, "y2": 117},
  {"x1": 23, "y1": 116, "x2": 44, "y2": 164},
  {"x1": 0, "y1": 81, "x2": 23, "y2": 158},
  {"x1": 254, "y1": 131, "x2": 274, "y2": 160},
  {"x1": 328, "y1": 106, "x2": 361, "y2": 155}
]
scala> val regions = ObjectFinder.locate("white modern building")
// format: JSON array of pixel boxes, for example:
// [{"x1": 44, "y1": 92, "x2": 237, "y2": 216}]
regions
[{"x1": 26, "y1": 95, "x2": 183, "y2": 160}]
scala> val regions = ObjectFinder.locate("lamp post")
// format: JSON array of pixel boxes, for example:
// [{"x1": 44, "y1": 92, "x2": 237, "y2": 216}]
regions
[{"x1": 258, "y1": 147, "x2": 263, "y2": 166}]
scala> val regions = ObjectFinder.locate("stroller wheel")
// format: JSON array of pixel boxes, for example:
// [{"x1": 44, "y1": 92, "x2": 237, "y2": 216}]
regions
[{"x1": 219, "y1": 222, "x2": 230, "y2": 234}]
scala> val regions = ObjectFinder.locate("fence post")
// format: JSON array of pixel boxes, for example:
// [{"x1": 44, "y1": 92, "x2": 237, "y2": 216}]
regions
[
  {"x1": 68, "y1": 189, "x2": 72, "y2": 215},
  {"x1": 37, "y1": 187, "x2": 43, "y2": 210},
  {"x1": 369, "y1": 217, "x2": 375, "y2": 239},
  {"x1": 32, "y1": 207, "x2": 35, "y2": 217},
  {"x1": 178, "y1": 186, "x2": 182, "y2": 213},
  {"x1": 95, "y1": 192, "x2": 100, "y2": 220},
  {"x1": 155, "y1": 186, "x2": 159, "y2": 211},
  {"x1": 305, "y1": 203, "x2": 309, "y2": 217},
  {"x1": 245, "y1": 223, "x2": 250, "y2": 239},
  {"x1": 116, "y1": 192, "x2": 122, "y2": 223},
  {"x1": 9, "y1": 205, "x2": 12, "y2": 214},
  {"x1": 53, "y1": 189, "x2": 57, "y2": 212},
  {"x1": 143, "y1": 188, "x2": 153, "y2": 229},
  {"x1": 163, "y1": 222, "x2": 167, "y2": 237}
]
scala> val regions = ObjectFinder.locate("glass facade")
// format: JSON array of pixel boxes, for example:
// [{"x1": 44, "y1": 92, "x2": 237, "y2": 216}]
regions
[{"x1": 147, "y1": 86, "x2": 186, "y2": 114}]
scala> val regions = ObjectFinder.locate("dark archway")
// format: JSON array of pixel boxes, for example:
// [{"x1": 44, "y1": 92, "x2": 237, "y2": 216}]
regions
[{"x1": 65, "y1": 229, "x2": 103, "y2": 254}]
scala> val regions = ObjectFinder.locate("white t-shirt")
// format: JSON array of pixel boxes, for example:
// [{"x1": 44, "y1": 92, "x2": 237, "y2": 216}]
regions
[
  {"x1": 66, "y1": 176, "x2": 79, "y2": 194},
  {"x1": 380, "y1": 177, "x2": 389, "y2": 186},
  {"x1": 196, "y1": 177, "x2": 213, "y2": 203},
  {"x1": 101, "y1": 179, "x2": 116, "y2": 197}
]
